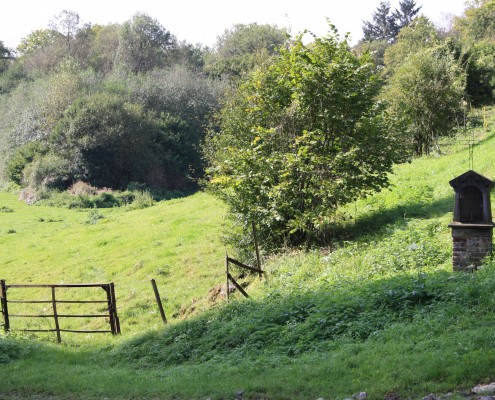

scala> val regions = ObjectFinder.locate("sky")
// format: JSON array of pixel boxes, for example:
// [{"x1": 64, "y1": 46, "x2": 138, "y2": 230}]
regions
[{"x1": 1, "y1": 0, "x2": 467, "y2": 50}]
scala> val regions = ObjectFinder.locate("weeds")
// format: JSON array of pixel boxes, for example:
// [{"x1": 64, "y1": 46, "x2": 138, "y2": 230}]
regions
[{"x1": 85, "y1": 208, "x2": 104, "y2": 224}]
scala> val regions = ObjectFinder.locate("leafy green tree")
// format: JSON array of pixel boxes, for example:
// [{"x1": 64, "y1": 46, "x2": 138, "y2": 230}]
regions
[
  {"x1": 48, "y1": 91, "x2": 198, "y2": 189},
  {"x1": 464, "y1": 41, "x2": 495, "y2": 104},
  {"x1": 382, "y1": 45, "x2": 466, "y2": 156},
  {"x1": 353, "y1": 39, "x2": 389, "y2": 69},
  {"x1": 205, "y1": 23, "x2": 288, "y2": 78},
  {"x1": 115, "y1": 13, "x2": 176, "y2": 74},
  {"x1": 384, "y1": 16, "x2": 441, "y2": 76},
  {"x1": 86, "y1": 24, "x2": 120, "y2": 75},
  {"x1": 206, "y1": 29, "x2": 403, "y2": 249},
  {"x1": 5, "y1": 141, "x2": 48, "y2": 185},
  {"x1": 16, "y1": 29, "x2": 59, "y2": 57},
  {"x1": 454, "y1": 0, "x2": 495, "y2": 43},
  {"x1": 110, "y1": 65, "x2": 226, "y2": 180}
]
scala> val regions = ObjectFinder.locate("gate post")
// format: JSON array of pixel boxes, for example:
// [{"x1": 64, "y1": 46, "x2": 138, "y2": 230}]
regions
[
  {"x1": 109, "y1": 283, "x2": 120, "y2": 335},
  {"x1": 0, "y1": 280, "x2": 10, "y2": 332}
]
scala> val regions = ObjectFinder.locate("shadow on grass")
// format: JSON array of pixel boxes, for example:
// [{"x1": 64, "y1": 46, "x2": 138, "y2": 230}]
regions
[
  {"x1": 3, "y1": 264, "x2": 494, "y2": 399},
  {"x1": 334, "y1": 194, "x2": 454, "y2": 241}
]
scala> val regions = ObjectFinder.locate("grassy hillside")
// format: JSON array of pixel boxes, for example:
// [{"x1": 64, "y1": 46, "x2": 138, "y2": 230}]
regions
[
  {"x1": 0, "y1": 191, "x2": 228, "y2": 337},
  {"x1": 2, "y1": 108, "x2": 495, "y2": 399}
]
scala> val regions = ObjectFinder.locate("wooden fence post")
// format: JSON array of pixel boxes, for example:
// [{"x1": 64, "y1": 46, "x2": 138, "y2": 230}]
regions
[
  {"x1": 51, "y1": 286, "x2": 62, "y2": 343},
  {"x1": 0, "y1": 280, "x2": 10, "y2": 332},
  {"x1": 151, "y1": 279, "x2": 167, "y2": 325},
  {"x1": 104, "y1": 284, "x2": 116, "y2": 335},
  {"x1": 109, "y1": 283, "x2": 120, "y2": 334}
]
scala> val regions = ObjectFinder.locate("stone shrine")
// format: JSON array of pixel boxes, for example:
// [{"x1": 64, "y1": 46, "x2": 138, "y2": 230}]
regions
[{"x1": 449, "y1": 170, "x2": 494, "y2": 271}]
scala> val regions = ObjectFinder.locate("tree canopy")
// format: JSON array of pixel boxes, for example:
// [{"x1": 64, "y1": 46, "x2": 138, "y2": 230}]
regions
[
  {"x1": 205, "y1": 23, "x2": 288, "y2": 78},
  {"x1": 362, "y1": 0, "x2": 422, "y2": 43},
  {"x1": 206, "y1": 28, "x2": 403, "y2": 249}
]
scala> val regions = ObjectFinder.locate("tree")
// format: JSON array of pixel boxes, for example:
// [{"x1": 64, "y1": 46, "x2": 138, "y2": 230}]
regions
[
  {"x1": 0, "y1": 41, "x2": 12, "y2": 73},
  {"x1": 17, "y1": 29, "x2": 59, "y2": 57},
  {"x1": 114, "y1": 13, "x2": 176, "y2": 74},
  {"x1": 48, "y1": 92, "x2": 159, "y2": 188},
  {"x1": 49, "y1": 10, "x2": 81, "y2": 54},
  {"x1": 205, "y1": 23, "x2": 288, "y2": 78},
  {"x1": 382, "y1": 45, "x2": 466, "y2": 156},
  {"x1": 86, "y1": 24, "x2": 120, "y2": 75},
  {"x1": 453, "y1": 0, "x2": 495, "y2": 43},
  {"x1": 205, "y1": 28, "x2": 403, "y2": 249},
  {"x1": 362, "y1": 1, "x2": 398, "y2": 42},
  {"x1": 383, "y1": 16, "x2": 441, "y2": 76},
  {"x1": 362, "y1": 0, "x2": 422, "y2": 43},
  {"x1": 392, "y1": 0, "x2": 422, "y2": 29},
  {"x1": 16, "y1": 29, "x2": 64, "y2": 74}
]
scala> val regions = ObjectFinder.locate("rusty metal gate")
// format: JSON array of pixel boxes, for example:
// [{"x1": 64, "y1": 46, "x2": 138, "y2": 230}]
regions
[{"x1": 0, "y1": 280, "x2": 120, "y2": 342}]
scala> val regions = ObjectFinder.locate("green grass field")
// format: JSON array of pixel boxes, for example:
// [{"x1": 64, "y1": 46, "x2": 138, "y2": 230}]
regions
[
  {"x1": 2, "y1": 108, "x2": 495, "y2": 399},
  {"x1": 0, "y1": 191, "x2": 228, "y2": 338}
]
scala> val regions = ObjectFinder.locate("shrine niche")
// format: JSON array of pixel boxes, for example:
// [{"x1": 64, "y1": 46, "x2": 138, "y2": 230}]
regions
[{"x1": 449, "y1": 170, "x2": 494, "y2": 271}]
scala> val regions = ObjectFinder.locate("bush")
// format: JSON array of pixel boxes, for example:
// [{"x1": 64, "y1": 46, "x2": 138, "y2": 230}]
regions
[
  {"x1": 0, "y1": 338, "x2": 24, "y2": 364},
  {"x1": 206, "y1": 27, "x2": 403, "y2": 251},
  {"x1": 6, "y1": 141, "x2": 48, "y2": 185},
  {"x1": 21, "y1": 153, "x2": 72, "y2": 191},
  {"x1": 126, "y1": 190, "x2": 155, "y2": 210}
]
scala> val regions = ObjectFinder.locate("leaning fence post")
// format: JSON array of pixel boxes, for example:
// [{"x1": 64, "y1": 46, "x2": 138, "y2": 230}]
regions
[
  {"x1": 151, "y1": 279, "x2": 167, "y2": 325},
  {"x1": 51, "y1": 286, "x2": 62, "y2": 343},
  {"x1": 0, "y1": 280, "x2": 10, "y2": 332}
]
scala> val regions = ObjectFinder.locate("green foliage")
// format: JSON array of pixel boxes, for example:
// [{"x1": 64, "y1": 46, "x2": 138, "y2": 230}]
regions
[
  {"x1": 0, "y1": 40, "x2": 12, "y2": 73},
  {"x1": 6, "y1": 141, "x2": 47, "y2": 184},
  {"x1": 48, "y1": 92, "x2": 196, "y2": 190},
  {"x1": 16, "y1": 29, "x2": 60, "y2": 57},
  {"x1": 126, "y1": 190, "x2": 155, "y2": 210},
  {"x1": 206, "y1": 28, "x2": 403, "y2": 250},
  {"x1": 21, "y1": 152, "x2": 72, "y2": 190},
  {"x1": 464, "y1": 41, "x2": 495, "y2": 105},
  {"x1": 382, "y1": 45, "x2": 466, "y2": 155},
  {"x1": 454, "y1": 0, "x2": 495, "y2": 43},
  {"x1": 0, "y1": 338, "x2": 24, "y2": 364},
  {"x1": 37, "y1": 189, "x2": 135, "y2": 209},
  {"x1": 0, "y1": 61, "x2": 28, "y2": 94},
  {"x1": 115, "y1": 13, "x2": 176, "y2": 74},
  {"x1": 362, "y1": 0, "x2": 422, "y2": 43},
  {"x1": 205, "y1": 23, "x2": 288, "y2": 78},
  {"x1": 85, "y1": 208, "x2": 104, "y2": 224},
  {"x1": 383, "y1": 16, "x2": 442, "y2": 76}
]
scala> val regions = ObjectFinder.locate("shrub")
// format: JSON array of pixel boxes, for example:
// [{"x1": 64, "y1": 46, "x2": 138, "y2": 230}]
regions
[
  {"x1": 85, "y1": 208, "x2": 104, "y2": 224},
  {"x1": 206, "y1": 27, "x2": 403, "y2": 251},
  {"x1": 6, "y1": 141, "x2": 48, "y2": 185},
  {"x1": 0, "y1": 338, "x2": 23, "y2": 364},
  {"x1": 68, "y1": 181, "x2": 100, "y2": 196},
  {"x1": 127, "y1": 190, "x2": 155, "y2": 210}
]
